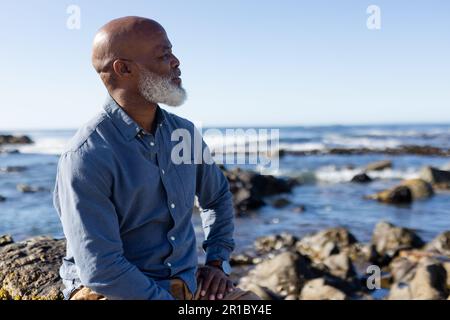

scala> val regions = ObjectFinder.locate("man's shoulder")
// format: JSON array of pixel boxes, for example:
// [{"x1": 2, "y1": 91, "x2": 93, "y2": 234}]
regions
[{"x1": 61, "y1": 111, "x2": 111, "y2": 157}]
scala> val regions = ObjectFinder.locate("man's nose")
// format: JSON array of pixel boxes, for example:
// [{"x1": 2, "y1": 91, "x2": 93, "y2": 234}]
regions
[{"x1": 170, "y1": 53, "x2": 180, "y2": 69}]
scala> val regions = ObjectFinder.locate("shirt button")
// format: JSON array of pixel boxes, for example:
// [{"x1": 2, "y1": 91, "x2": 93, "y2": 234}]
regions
[
  {"x1": 170, "y1": 203, "x2": 175, "y2": 209},
  {"x1": 159, "y1": 123, "x2": 163, "y2": 127},
  {"x1": 162, "y1": 169, "x2": 165, "y2": 174},
  {"x1": 167, "y1": 262, "x2": 172, "y2": 267},
  {"x1": 170, "y1": 236, "x2": 176, "y2": 241},
  {"x1": 150, "y1": 142, "x2": 155, "y2": 146}
]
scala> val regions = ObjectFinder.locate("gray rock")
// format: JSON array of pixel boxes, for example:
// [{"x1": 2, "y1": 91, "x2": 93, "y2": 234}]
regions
[
  {"x1": 366, "y1": 179, "x2": 434, "y2": 204},
  {"x1": 271, "y1": 197, "x2": 291, "y2": 208},
  {"x1": 16, "y1": 184, "x2": 46, "y2": 193},
  {"x1": 0, "y1": 166, "x2": 27, "y2": 173},
  {"x1": 371, "y1": 221, "x2": 424, "y2": 261},
  {"x1": 425, "y1": 231, "x2": 450, "y2": 256},
  {"x1": 0, "y1": 195, "x2": 5, "y2": 202},
  {"x1": 321, "y1": 252, "x2": 357, "y2": 280},
  {"x1": 351, "y1": 173, "x2": 372, "y2": 183},
  {"x1": 299, "y1": 278, "x2": 347, "y2": 300},
  {"x1": 0, "y1": 236, "x2": 65, "y2": 300},
  {"x1": 420, "y1": 166, "x2": 450, "y2": 189},
  {"x1": 254, "y1": 233, "x2": 298, "y2": 254},
  {"x1": 365, "y1": 160, "x2": 392, "y2": 172},
  {"x1": 238, "y1": 251, "x2": 315, "y2": 297},
  {"x1": 0, "y1": 135, "x2": 33, "y2": 146},
  {"x1": 296, "y1": 227, "x2": 358, "y2": 262}
]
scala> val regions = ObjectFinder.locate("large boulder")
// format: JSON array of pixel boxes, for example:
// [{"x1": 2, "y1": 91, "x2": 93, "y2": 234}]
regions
[
  {"x1": 367, "y1": 179, "x2": 433, "y2": 204},
  {"x1": 388, "y1": 258, "x2": 448, "y2": 300},
  {"x1": 371, "y1": 221, "x2": 424, "y2": 261},
  {"x1": 238, "y1": 251, "x2": 315, "y2": 297},
  {"x1": 221, "y1": 167, "x2": 299, "y2": 215},
  {"x1": 254, "y1": 233, "x2": 298, "y2": 254},
  {"x1": 299, "y1": 278, "x2": 347, "y2": 300},
  {"x1": 0, "y1": 236, "x2": 65, "y2": 300},
  {"x1": 420, "y1": 166, "x2": 450, "y2": 189},
  {"x1": 296, "y1": 227, "x2": 358, "y2": 262}
]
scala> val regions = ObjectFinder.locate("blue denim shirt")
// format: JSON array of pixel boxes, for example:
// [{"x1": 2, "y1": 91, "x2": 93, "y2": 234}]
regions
[{"x1": 53, "y1": 96, "x2": 235, "y2": 300}]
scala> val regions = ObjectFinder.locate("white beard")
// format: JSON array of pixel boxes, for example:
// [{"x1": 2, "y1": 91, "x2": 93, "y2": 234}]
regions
[{"x1": 138, "y1": 68, "x2": 187, "y2": 107}]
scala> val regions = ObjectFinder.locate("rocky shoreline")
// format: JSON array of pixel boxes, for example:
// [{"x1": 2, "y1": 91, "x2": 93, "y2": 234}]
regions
[{"x1": 0, "y1": 221, "x2": 449, "y2": 300}]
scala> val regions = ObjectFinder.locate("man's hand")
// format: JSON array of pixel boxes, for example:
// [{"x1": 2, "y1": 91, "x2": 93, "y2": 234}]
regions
[{"x1": 196, "y1": 265, "x2": 235, "y2": 300}]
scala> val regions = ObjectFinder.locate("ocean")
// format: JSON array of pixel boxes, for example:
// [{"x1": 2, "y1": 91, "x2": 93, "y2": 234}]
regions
[{"x1": 1, "y1": 124, "x2": 449, "y2": 255}]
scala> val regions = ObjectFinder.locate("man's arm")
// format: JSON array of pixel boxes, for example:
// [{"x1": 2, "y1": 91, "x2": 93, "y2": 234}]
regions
[
  {"x1": 195, "y1": 137, "x2": 236, "y2": 299},
  {"x1": 54, "y1": 150, "x2": 174, "y2": 300}
]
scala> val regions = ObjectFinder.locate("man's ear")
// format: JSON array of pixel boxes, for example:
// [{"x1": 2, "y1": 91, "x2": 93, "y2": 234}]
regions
[{"x1": 112, "y1": 59, "x2": 132, "y2": 78}]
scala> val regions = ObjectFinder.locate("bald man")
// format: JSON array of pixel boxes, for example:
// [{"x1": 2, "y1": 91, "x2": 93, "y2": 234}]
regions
[{"x1": 53, "y1": 17, "x2": 259, "y2": 300}]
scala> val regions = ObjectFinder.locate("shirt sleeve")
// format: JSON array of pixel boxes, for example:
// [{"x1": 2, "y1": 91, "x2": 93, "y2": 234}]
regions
[
  {"x1": 195, "y1": 137, "x2": 235, "y2": 263},
  {"x1": 54, "y1": 150, "x2": 174, "y2": 300}
]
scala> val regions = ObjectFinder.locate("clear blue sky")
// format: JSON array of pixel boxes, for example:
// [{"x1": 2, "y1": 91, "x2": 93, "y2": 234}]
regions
[{"x1": 1, "y1": 0, "x2": 449, "y2": 129}]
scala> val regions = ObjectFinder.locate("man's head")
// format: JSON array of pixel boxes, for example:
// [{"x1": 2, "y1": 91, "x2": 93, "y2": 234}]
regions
[{"x1": 92, "y1": 16, "x2": 186, "y2": 107}]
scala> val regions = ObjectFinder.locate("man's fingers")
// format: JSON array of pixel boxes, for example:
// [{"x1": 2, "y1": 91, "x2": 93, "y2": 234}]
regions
[
  {"x1": 200, "y1": 271, "x2": 213, "y2": 297},
  {"x1": 217, "y1": 278, "x2": 227, "y2": 299},
  {"x1": 208, "y1": 274, "x2": 221, "y2": 300}
]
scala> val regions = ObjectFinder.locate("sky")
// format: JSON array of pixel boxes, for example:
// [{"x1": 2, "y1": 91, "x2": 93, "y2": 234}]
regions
[{"x1": 0, "y1": 0, "x2": 449, "y2": 129}]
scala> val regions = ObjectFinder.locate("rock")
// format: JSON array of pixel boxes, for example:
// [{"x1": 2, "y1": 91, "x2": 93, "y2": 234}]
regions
[
  {"x1": 0, "y1": 195, "x2": 5, "y2": 202},
  {"x1": 221, "y1": 167, "x2": 298, "y2": 215},
  {"x1": 425, "y1": 231, "x2": 450, "y2": 256},
  {"x1": 230, "y1": 252, "x2": 257, "y2": 266},
  {"x1": 238, "y1": 251, "x2": 315, "y2": 297},
  {"x1": 296, "y1": 227, "x2": 358, "y2": 262},
  {"x1": 365, "y1": 160, "x2": 392, "y2": 172},
  {"x1": 254, "y1": 233, "x2": 298, "y2": 254},
  {"x1": 0, "y1": 236, "x2": 65, "y2": 300},
  {"x1": 16, "y1": 184, "x2": 46, "y2": 193},
  {"x1": 0, "y1": 235, "x2": 13, "y2": 247},
  {"x1": 388, "y1": 257, "x2": 448, "y2": 300},
  {"x1": 239, "y1": 283, "x2": 282, "y2": 300},
  {"x1": 0, "y1": 166, "x2": 27, "y2": 173},
  {"x1": 0, "y1": 135, "x2": 33, "y2": 146},
  {"x1": 367, "y1": 179, "x2": 433, "y2": 204},
  {"x1": 367, "y1": 186, "x2": 412, "y2": 204},
  {"x1": 401, "y1": 179, "x2": 434, "y2": 200},
  {"x1": 291, "y1": 205, "x2": 306, "y2": 213},
  {"x1": 299, "y1": 278, "x2": 347, "y2": 300},
  {"x1": 389, "y1": 257, "x2": 417, "y2": 284},
  {"x1": 420, "y1": 166, "x2": 450, "y2": 189},
  {"x1": 371, "y1": 221, "x2": 424, "y2": 261},
  {"x1": 272, "y1": 197, "x2": 291, "y2": 208},
  {"x1": 351, "y1": 173, "x2": 372, "y2": 183},
  {"x1": 321, "y1": 252, "x2": 357, "y2": 280}
]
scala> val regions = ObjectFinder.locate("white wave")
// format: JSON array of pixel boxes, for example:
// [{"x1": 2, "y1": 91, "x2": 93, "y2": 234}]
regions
[
  {"x1": 278, "y1": 142, "x2": 326, "y2": 151},
  {"x1": 314, "y1": 165, "x2": 418, "y2": 183},
  {"x1": 323, "y1": 134, "x2": 402, "y2": 149},
  {"x1": 15, "y1": 137, "x2": 69, "y2": 155}
]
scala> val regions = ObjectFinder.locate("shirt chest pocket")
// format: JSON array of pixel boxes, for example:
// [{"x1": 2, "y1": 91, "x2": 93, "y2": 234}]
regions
[{"x1": 173, "y1": 163, "x2": 197, "y2": 209}]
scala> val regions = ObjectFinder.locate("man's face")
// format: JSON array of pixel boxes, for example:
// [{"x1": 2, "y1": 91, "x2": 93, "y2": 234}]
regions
[{"x1": 132, "y1": 30, "x2": 187, "y2": 106}]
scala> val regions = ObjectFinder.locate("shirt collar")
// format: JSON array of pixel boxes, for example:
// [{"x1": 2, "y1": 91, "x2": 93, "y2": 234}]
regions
[{"x1": 103, "y1": 96, "x2": 167, "y2": 141}]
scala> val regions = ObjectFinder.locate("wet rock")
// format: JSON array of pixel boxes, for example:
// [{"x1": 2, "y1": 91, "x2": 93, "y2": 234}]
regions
[
  {"x1": 0, "y1": 236, "x2": 65, "y2": 300},
  {"x1": 238, "y1": 251, "x2": 315, "y2": 297},
  {"x1": 425, "y1": 231, "x2": 450, "y2": 257},
  {"x1": 371, "y1": 221, "x2": 424, "y2": 262},
  {"x1": 299, "y1": 278, "x2": 347, "y2": 300},
  {"x1": 0, "y1": 195, "x2": 5, "y2": 202},
  {"x1": 0, "y1": 235, "x2": 13, "y2": 247},
  {"x1": 230, "y1": 252, "x2": 257, "y2": 266},
  {"x1": 420, "y1": 166, "x2": 450, "y2": 189},
  {"x1": 367, "y1": 186, "x2": 412, "y2": 204},
  {"x1": 0, "y1": 166, "x2": 27, "y2": 173},
  {"x1": 272, "y1": 197, "x2": 291, "y2": 208},
  {"x1": 296, "y1": 227, "x2": 358, "y2": 262},
  {"x1": 365, "y1": 160, "x2": 392, "y2": 172},
  {"x1": 254, "y1": 233, "x2": 298, "y2": 254},
  {"x1": 16, "y1": 184, "x2": 46, "y2": 193},
  {"x1": 0, "y1": 135, "x2": 33, "y2": 145},
  {"x1": 239, "y1": 283, "x2": 282, "y2": 300},
  {"x1": 389, "y1": 257, "x2": 417, "y2": 284},
  {"x1": 351, "y1": 173, "x2": 372, "y2": 183},
  {"x1": 401, "y1": 179, "x2": 434, "y2": 200},
  {"x1": 388, "y1": 258, "x2": 448, "y2": 300},
  {"x1": 291, "y1": 205, "x2": 306, "y2": 213},
  {"x1": 221, "y1": 167, "x2": 299, "y2": 215},
  {"x1": 367, "y1": 179, "x2": 433, "y2": 204}
]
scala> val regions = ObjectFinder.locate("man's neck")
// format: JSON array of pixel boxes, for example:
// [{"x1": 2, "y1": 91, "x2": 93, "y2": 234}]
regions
[{"x1": 111, "y1": 90, "x2": 158, "y2": 134}]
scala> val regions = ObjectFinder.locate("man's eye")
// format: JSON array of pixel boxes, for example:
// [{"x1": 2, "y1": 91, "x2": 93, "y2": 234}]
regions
[{"x1": 160, "y1": 54, "x2": 170, "y2": 60}]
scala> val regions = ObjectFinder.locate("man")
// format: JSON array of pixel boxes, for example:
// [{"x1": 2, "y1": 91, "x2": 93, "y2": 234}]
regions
[{"x1": 53, "y1": 16, "x2": 259, "y2": 300}]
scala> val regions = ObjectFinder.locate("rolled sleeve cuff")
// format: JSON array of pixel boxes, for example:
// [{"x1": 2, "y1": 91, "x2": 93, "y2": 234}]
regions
[{"x1": 205, "y1": 244, "x2": 232, "y2": 263}]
